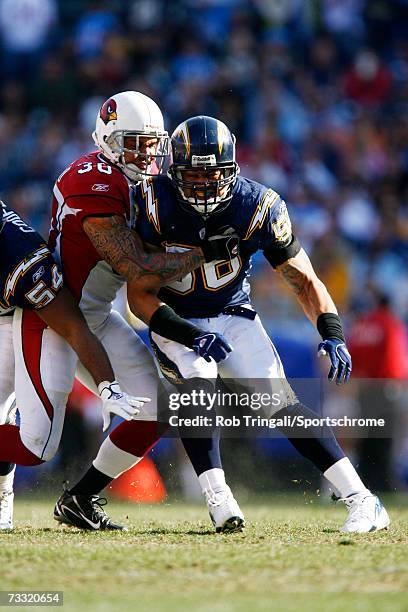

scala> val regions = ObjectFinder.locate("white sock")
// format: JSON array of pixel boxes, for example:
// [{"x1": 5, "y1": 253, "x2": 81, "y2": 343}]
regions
[
  {"x1": 93, "y1": 437, "x2": 141, "y2": 479},
  {"x1": 198, "y1": 468, "x2": 226, "y2": 495},
  {"x1": 324, "y1": 457, "x2": 369, "y2": 498},
  {"x1": 0, "y1": 466, "x2": 16, "y2": 493}
]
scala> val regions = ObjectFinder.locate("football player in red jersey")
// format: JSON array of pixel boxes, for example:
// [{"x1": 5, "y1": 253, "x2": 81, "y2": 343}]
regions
[
  {"x1": 0, "y1": 202, "x2": 150, "y2": 530},
  {"x1": 3, "y1": 91, "x2": 241, "y2": 532}
]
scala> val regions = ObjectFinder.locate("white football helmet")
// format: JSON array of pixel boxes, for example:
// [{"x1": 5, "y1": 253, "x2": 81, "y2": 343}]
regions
[{"x1": 92, "y1": 91, "x2": 169, "y2": 182}]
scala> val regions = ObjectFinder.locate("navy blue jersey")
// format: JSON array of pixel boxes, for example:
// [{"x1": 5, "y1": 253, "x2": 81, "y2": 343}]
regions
[
  {"x1": 133, "y1": 176, "x2": 293, "y2": 318},
  {"x1": 0, "y1": 203, "x2": 63, "y2": 315}
]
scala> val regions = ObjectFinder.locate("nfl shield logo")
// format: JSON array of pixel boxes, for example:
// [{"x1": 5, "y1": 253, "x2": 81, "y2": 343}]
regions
[{"x1": 199, "y1": 228, "x2": 206, "y2": 239}]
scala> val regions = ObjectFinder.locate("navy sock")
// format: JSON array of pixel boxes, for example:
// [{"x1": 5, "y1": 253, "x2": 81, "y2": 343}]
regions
[
  {"x1": 276, "y1": 402, "x2": 345, "y2": 473},
  {"x1": 178, "y1": 378, "x2": 222, "y2": 476},
  {"x1": 0, "y1": 461, "x2": 15, "y2": 476}
]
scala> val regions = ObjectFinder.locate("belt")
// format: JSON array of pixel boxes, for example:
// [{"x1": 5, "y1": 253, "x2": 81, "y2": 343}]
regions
[
  {"x1": 222, "y1": 305, "x2": 257, "y2": 320},
  {"x1": 173, "y1": 305, "x2": 257, "y2": 320}
]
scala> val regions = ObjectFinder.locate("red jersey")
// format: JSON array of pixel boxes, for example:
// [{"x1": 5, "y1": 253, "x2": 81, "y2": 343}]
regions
[
  {"x1": 348, "y1": 307, "x2": 408, "y2": 379},
  {"x1": 49, "y1": 151, "x2": 135, "y2": 328}
]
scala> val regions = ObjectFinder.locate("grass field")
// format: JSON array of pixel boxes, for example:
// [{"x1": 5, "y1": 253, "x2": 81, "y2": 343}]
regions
[{"x1": 1, "y1": 497, "x2": 407, "y2": 612}]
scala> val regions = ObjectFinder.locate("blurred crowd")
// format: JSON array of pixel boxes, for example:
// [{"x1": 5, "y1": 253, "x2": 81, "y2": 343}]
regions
[{"x1": 1, "y1": 0, "x2": 407, "y2": 325}]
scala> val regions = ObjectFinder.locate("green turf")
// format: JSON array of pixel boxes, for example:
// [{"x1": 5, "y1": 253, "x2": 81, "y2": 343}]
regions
[{"x1": 0, "y1": 498, "x2": 407, "y2": 612}]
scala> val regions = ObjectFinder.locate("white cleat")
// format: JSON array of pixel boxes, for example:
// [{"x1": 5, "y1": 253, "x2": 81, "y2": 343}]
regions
[
  {"x1": 0, "y1": 394, "x2": 17, "y2": 530},
  {"x1": 340, "y1": 491, "x2": 390, "y2": 533},
  {"x1": 0, "y1": 488, "x2": 14, "y2": 530},
  {"x1": 205, "y1": 486, "x2": 245, "y2": 533}
]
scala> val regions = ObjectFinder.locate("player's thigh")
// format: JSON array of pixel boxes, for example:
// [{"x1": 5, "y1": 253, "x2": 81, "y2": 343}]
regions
[
  {"x1": 0, "y1": 317, "x2": 15, "y2": 403},
  {"x1": 218, "y1": 314, "x2": 296, "y2": 413},
  {"x1": 150, "y1": 331, "x2": 217, "y2": 382},
  {"x1": 219, "y1": 315, "x2": 285, "y2": 378},
  {"x1": 77, "y1": 311, "x2": 159, "y2": 420},
  {"x1": 13, "y1": 308, "x2": 77, "y2": 460}
]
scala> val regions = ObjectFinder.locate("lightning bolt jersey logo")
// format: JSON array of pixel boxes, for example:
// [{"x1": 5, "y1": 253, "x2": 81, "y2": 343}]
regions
[
  {"x1": 5, "y1": 246, "x2": 49, "y2": 302},
  {"x1": 244, "y1": 189, "x2": 281, "y2": 240},
  {"x1": 141, "y1": 178, "x2": 160, "y2": 234}
]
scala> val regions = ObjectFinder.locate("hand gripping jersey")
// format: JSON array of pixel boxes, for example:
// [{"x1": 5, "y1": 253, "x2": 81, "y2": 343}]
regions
[
  {"x1": 49, "y1": 151, "x2": 136, "y2": 327},
  {"x1": 0, "y1": 204, "x2": 62, "y2": 316},
  {"x1": 133, "y1": 175, "x2": 293, "y2": 318}
]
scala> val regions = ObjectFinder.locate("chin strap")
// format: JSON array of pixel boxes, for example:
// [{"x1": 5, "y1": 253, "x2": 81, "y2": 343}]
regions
[
  {"x1": 120, "y1": 152, "x2": 157, "y2": 182},
  {"x1": 118, "y1": 155, "x2": 143, "y2": 182}
]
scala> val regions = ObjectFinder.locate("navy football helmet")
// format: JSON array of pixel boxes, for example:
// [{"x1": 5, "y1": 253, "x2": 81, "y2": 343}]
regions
[{"x1": 168, "y1": 116, "x2": 239, "y2": 217}]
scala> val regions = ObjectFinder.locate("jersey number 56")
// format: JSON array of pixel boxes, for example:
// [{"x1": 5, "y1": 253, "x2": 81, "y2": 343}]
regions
[{"x1": 164, "y1": 245, "x2": 242, "y2": 294}]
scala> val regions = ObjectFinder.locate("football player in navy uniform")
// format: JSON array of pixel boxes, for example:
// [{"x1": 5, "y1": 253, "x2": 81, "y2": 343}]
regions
[
  {"x1": 67, "y1": 116, "x2": 389, "y2": 533},
  {"x1": 0, "y1": 202, "x2": 151, "y2": 529}
]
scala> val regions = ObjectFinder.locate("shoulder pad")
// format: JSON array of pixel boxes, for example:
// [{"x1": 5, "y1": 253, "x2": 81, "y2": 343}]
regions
[
  {"x1": 135, "y1": 175, "x2": 174, "y2": 235},
  {"x1": 5, "y1": 247, "x2": 62, "y2": 309},
  {"x1": 269, "y1": 199, "x2": 292, "y2": 245},
  {"x1": 244, "y1": 187, "x2": 282, "y2": 240},
  {"x1": 57, "y1": 154, "x2": 128, "y2": 201}
]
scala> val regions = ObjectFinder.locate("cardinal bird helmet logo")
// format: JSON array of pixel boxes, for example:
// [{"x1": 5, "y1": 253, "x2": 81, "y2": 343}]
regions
[{"x1": 100, "y1": 99, "x2": 118, "y2": 125}]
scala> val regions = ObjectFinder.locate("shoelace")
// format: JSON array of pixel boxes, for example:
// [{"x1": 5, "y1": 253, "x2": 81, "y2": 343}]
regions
[
  {"x1": 62, "y1": 482, "x2": 110, "y2": 523},
  {"x1": 339, "y1": 493, "x2": 373, "y2": 521},
  {"x1": 87, "y1": 496, "x2": 110, "y2": 523},
  {"x1": 204, "y1": 488, "x2": 231, "y2": 508}
]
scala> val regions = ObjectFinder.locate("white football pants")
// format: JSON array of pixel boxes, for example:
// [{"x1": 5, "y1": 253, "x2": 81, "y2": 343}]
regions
[
  {"x1": 0, "y1": 308, "x2": 159, "y2": 461},
  {"x1": 150, "y1": 309, "x2": 297, "y2": 413}
]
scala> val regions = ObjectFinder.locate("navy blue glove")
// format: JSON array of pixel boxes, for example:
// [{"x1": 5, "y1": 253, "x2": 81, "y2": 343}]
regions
[
  {"x1": 192, "y1": 332, "x2": 233, "y2": 363},
  {"x1": 318, "y1": 339, "x2": 352, "y2": 385}
]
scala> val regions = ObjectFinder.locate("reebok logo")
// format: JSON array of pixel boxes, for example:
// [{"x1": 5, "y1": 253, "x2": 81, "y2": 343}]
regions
[
  {"x1": 32, "y1": 266, "x2": 45, "y2": 283},
  {"x1": 92, "y1": 184, "x2": 110, "y2": 192}
]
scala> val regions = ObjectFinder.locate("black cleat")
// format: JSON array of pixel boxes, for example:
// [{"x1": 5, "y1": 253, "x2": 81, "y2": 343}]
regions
[{"x1": 54, "y1": 489, "x2": 127, "y2": 531}]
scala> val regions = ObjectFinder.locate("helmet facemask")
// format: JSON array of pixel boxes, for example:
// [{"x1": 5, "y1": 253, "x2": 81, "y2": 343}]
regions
[
  {"x1": 104, "y1": 129, "x2": 170, "y2": 182},
  {"x1": 169, "y1": 161, "x2": 238, "y2": 218},
  {"x1": 169, "y1": 116, "x2": 239, "y2": 217}
]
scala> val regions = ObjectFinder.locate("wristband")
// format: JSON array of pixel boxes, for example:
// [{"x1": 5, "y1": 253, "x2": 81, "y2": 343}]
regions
[
  {"x1": 316, "y1": 313, "x2": 345, "y2": 342},
  {"x1": 149, "y1": 305, "x2": 204, "y2": 348}
]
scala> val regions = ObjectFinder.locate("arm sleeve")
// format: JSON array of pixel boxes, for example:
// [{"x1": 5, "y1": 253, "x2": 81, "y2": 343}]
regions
[{"x1": 261, "y1": 198, "x2": 301, "y2": 268}]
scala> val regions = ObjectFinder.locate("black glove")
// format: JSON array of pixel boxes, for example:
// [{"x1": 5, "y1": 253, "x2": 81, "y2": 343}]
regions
[{"x1": 201, "y1": 234, "x2": 240, "y2": 262}]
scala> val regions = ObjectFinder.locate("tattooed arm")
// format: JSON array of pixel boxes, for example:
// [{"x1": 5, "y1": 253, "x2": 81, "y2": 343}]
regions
[
  {"x1": 83, "y1": 215, "x2": 204, "y2": 284},
  {"x1": 275, "y1": 249, "x2": 337, "y2": 324},
  {"x1": 83, "y1": 215, "x2": 204, "y2": 322}
]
